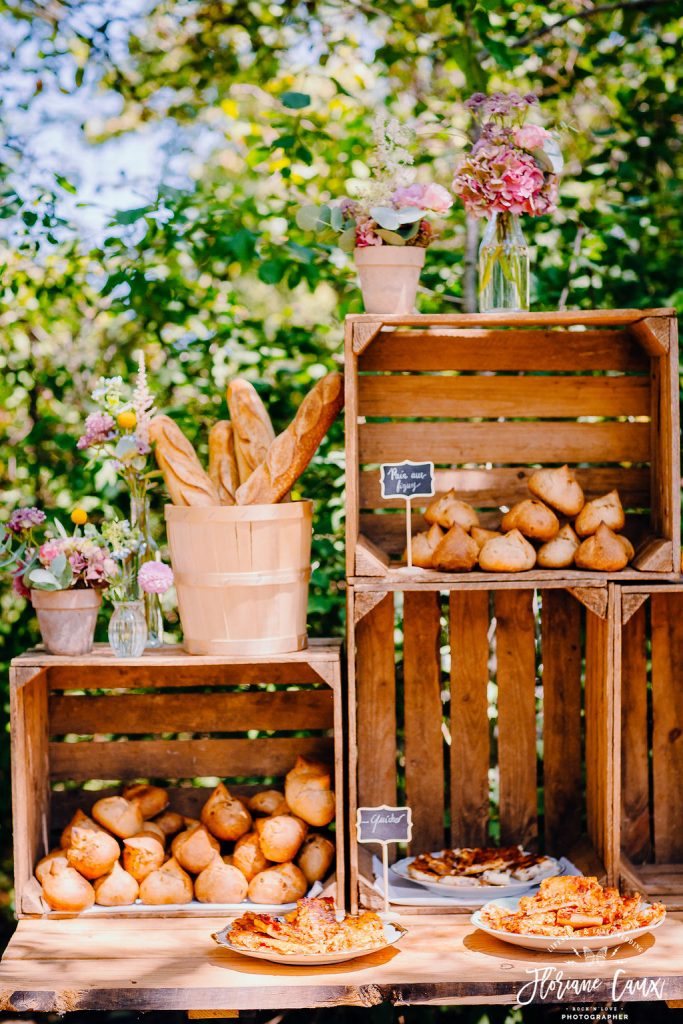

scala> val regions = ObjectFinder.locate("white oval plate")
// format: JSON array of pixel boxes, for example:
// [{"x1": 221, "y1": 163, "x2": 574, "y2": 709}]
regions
[
  {"x1": 391, "y1": 854, "x2": 560, "y2": 900},
  {"x1": 472, "y1": 896, "x2": 666, "y2": 952},
  {"x1": 212, "y1": 920, "x2": 407, "y2": 966}
]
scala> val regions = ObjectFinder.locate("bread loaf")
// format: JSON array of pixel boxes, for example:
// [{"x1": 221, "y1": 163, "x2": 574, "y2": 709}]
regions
[
  {"x1": 236, "y1": 372, "x2": 343, "y2": 505},
  {"x1": 227, "y1": 380, "x2": 276, "y2": 483},
  {"x1": 149, "y1": 415, "x2": 220, "y2": 507},
  {"x1": 208, "y1": 421, "x2": 240, "y2": 505}
]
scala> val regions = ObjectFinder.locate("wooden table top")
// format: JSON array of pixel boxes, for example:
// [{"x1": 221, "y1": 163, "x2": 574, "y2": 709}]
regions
[{"x1": 2, "y1": 913, "x2": 683, "y2": 1012}]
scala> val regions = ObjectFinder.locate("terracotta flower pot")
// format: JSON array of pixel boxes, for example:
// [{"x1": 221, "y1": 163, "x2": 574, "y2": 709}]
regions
[
  {"x1": 31, "y1": 588, "x2": 102, "y2": 656},
  {"x1": 354, "y1": 246, "x2": 426, "y2": 314}
]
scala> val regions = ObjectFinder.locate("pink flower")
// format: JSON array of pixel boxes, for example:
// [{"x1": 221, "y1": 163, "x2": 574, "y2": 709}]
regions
[
  {"x1": 392, "y1": 183, "x2": 426, "y2": 208},
  {"x1": 7, "y1": 507, "x2": 46, "y2": 535},
  {"x1": 453, "y1": 147, "x2": 549, "y2": 218},
  {"x1": 514, "y1": 125, "x2": 550, "y2": 151},
  {"x1": 39, "y1": 540, "x2": 63, "y2": 566},
  {"x1": 12, "y1": 565, "x2": 30, "y2": 599},
  {"x1": 420, "y1": 183, "x2": 453, "y2": 213},
  {"x1": 77, "y1": 412, "x2": 116, "y2": 450},
  {"x1": 355, "y1": 219, "x2": 382, "y2": 247},
  {"x1": 138, "y1": 560, "x2": 174, "y2": 594}
]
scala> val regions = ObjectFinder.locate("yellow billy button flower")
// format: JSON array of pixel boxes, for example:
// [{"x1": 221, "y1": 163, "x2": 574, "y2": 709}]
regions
[
  {"x1": 117, "y1": 410, "x2": 136, "y2": 430},
  {"x1": 71, "y1": 508, "x2": 88, "y2": 525}
]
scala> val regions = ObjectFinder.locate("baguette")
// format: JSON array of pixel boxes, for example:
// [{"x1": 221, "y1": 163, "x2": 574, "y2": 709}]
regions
[
  {"x1": 208, "y1": 421, "x2": 239, "y2": 505},
  {"x1": 149, "y1": 415, "x2": 220, "y2": 507},
  {"x1": 236, "y1": 372, "x2": 343, "y2": 505},
  {"x1": 227, "y1": 379, "x2": 276, "y2": 483}
]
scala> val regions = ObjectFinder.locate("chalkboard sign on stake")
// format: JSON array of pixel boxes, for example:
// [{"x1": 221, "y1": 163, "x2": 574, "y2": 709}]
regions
[
  {"x1": 356, "y1": 804, "x2": 413, "y2": 915},
  {"x1": 380, "y1": 461, "x2": 435, "y2": 569}
]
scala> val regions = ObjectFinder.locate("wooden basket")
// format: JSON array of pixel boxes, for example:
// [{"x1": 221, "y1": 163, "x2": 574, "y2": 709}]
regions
[
  {"x1": 166, "y1": 501, "x2": 312, "y2": 656},
  {"x1": 344, "y1": 309, "x2": 680, "y2": 583},
  {"x1": 347, "y1": 581, "x2": 618, "y2": 914},
  {"x1": 9, "y1": 642, "x2": 344, "y2": 918}
]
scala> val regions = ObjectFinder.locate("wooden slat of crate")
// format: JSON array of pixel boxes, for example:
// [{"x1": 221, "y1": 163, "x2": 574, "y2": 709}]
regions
[
  {"x1": 651, "y1": 591, "x2": 683, "y2": 864},
  {"x1": 621, "y1": 602, "x2": 651, "y2": 862},
  {"x1": 649, "y1": 317, "x2": 680, "y2": 553},
  {"x1": 449, "y1": 590, "x2": 490, "y2": 847},
  {"x1": 355, "y1": 593, "x2": 397, "y2": 808}
]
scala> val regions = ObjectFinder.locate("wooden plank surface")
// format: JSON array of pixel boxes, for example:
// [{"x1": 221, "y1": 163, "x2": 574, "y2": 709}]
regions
[
  {"x1": 49, "y1": 689, "x2": 333, "y2": 736},
  {"x1": 584, "y1": 604, "x2": 618, "y2": 875},
  {"x1": 494, "y1": 590, "x2": 538, "y2": 849},
  {"x1": 345, "y1": 317, "x2": 361, "y2": 578},
  {"x1": 621, "y1": 602, "x2": 652, "y2": 862},
  {"x1": 541, "y1": 590, "x2": 583, "y2": 855},
  {"x1": 358, "y1": 374, "x2": 650, "y2": 419},
  {"x1": 4, "y1": 913, "x2": 683, "y2": 1011},
  {"x1": 358, "y1": 421, "x2": 650, "y2": 465},
  {"x1": 403, "y1": 591, "x2": 445, "y2": 853},
  {"x1": 355, "y1": 593, "x2": 397, "y2": 808},
  {"x1": 649, "y1": 316, "x2": 680, "y2": 571},
  {"x1": 651, "y1": 592, "x2": 683, "y2": 863},
  {"x1": 449, "y1": 591, "x2": 491, "y2": 847}
]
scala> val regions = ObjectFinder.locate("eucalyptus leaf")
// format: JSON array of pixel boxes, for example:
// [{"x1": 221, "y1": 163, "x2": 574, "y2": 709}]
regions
[
  {"x1": 338, "y1": 226, "x2": 357, "y2": 252},
  {"x1": 398, "y1": 221, "x2": 421, "y2": 240},
  {"x1": 295, "y1": 205, "x2": 323, "y2": 231},
  {"x1": 370, "y1": 206, "x2": 401, "y2": 230},
  {"x1": 395, "y1": 206, "x2": 423, "y2": 224},
  {"x1": 330, "y1": 206, "x2": 344, "y2": 231},
  {"x1": 377, "y1": 229, "x2": 407, "y2": 245},
  {"x1": 26, "y1": 568, "x2": 61, "y2": 590},
  {"x1": 53, "y1": 518, "x2": 68, "y2": 539}
]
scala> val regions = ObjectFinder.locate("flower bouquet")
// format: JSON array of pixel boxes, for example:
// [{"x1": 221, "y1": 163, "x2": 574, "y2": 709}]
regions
[
  {"x1": 296, "y1": 115, "x2": 452, "y2": 313},
  {"x1": 453, "y1": 91, "x2": 562, "y2": 312}
]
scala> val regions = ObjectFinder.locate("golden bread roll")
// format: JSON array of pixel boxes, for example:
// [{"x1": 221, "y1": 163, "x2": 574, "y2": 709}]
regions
[
  {"x1": 227, "y1": 379, "x2": 276, "y2": 484},
  {"x1": 233, "y1": 831, "x2": 271, "y2": 881},
  {"x1": 424, "y1": 491, "x2": 479, "y2": 532},
  {"x1": 172, "y1": 825, "x2": 220, "y2": 874},
  {"x1": 575, "y1": 523, "x2": 629, "y2": 571},
  {"x1": 66, "y1": 826, "x2": 120, "y2": 880},
  {"x1": 123, "y1": 834, "x2": 166, "y2": 882},
  {"x1": 138, "y1": 820, "x2": 166, "y2": 846},
  {"x1": 616, "y1": 534, "x2": 635, "y2": 561},
  {"x1": 236, "y1": 372, "x2": 343, "y2": 504},
  {"x1": 122, "y1": 784, "x2": 169, "y2": 820},
  {"x1": 149, "y1": 414, "x2": 220, "y2": 507},
  {"x1": 285, "y1": 757, "x2": 336, "y2": 827},
  {"x1": 201, "y1": 783, "x2": 252, "y2": 842},
  {"x1": 479, "y1": 529, "x2": 537, "y2": 572},
  {"x1": 247, "y1": 862, "x2": 308, "y2": 904},
  {"x1": 537, "y1": 523, "x2": 580, "y2": 568},
  {"x1": 471, "y1": 527, "x2": 502, "y2": 552},
  {"x1": 528, "y1": 465, "x2": 585, "y2": 517},
  {"x1": 404, "y1": 523, "x2": 443, "y2": 568},
  {"x1": 501, "y1": 499, "x2": 559, "y2": 542},
  {"x1": 41, "y1": 861, "x2": 95, "y2": 912},
  {"x1": 195, "y1": 855, "x2": 249, "y2": 904},
  {"x1": 574, "y1": 490, "x2": 625, "y2": 537},
  {"x1": 139, "y1": 857, "x2": 193, "y2": 905},
  {"x1": 35, "y1": 849, "x2": 68, "y2": 885},
  {"x1": 431, "y1": 523, "x2": 479, "y2": 572},
  {"x1": 208, "y1": 420, "x2": 240, "y2": 505},
  {"x1": 92, "y1": 797, "x2": 144, "y2": 839},
  {"x1": 296, "y1": 834, "x2": 335, "y2": 884},
  {"x1": 247, "y1": 790, "x2": 289, "y2": 817},
  {"x1": 152, "y1": 810, "x2": 185, "y2": 837},
  {"x1": 60, "y1": 808, "x2": 100, "y2": 848},
  {"x1": 93, "y1": 861, "x2": 140, "y2": 907},
  {"x1": 255, "y1": 815, "x2": 308, "y2": 862}
]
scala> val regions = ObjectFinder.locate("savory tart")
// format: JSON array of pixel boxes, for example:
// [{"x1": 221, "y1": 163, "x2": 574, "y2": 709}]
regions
[
  {"x1": 227, "y1": 896, "x2": 386, "y2": 955},
  {"x1": 407, "y1": 845, "x2": 559, "y2": 887}
]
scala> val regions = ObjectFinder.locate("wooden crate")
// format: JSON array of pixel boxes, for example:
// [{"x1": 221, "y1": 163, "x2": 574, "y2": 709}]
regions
[
  {"x1": 9, "y1": 641, "x2": 344, "y2": 918},
  {"x1": 344, "y1": 309, "x2": 680, "y2": 583},
  {"x1": 617, "y1": 583, "x2": 683, "y2": 910},
  {"x1": 347, "y1": 581, "x2": 619, "y2": 914}
]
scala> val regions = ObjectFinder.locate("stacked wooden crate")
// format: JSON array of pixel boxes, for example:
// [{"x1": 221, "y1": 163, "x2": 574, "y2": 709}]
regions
[{"x1": 344, "y1": 309, "x2": 680, "y2": 913}]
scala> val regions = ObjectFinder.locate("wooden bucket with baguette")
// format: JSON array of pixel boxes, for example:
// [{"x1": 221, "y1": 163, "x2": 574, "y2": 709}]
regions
[{"x1": 166, "y1": 502, "x2": 313, "y2": 655}]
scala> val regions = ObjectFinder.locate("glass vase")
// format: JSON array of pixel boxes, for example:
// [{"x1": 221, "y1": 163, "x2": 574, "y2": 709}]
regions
[
  {"x1": 108, "y1": 600, "x2": 147, "y2": 658},
  {"x1": 478, "y1": 211, "x2": 530, "y2": 312},
  {"x1": 130, "y1": 490, "x2": 164, "y2": 647}
]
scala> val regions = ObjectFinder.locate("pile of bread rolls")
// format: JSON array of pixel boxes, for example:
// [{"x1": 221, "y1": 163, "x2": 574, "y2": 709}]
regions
[
  {"x1": 407, "y1": 465, "x2": 633, "y2": 573},
  {"x1": 148, "y1": 373, "x2": 343, "y2": 506},
  {"x1": 36, "y1": 757, "x2": 336, "y2": 912}
]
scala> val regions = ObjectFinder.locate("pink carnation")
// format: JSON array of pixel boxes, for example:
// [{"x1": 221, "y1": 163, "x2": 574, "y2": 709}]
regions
[
  {"x1": 514, "y1": 124, "x2": 550, "y2": 151},
  {"x1": 355, "y1": 218, "x2": 382, "y2": 248},
  {"x1": 39, "y1": 539, "x2": 63, "y2": 566},
  {"x1": 419, "y1": 183, "x2": 453, "y2": 213},
  {"x1": 138, "y1": 560, "x2": 174, "y2": 594}
]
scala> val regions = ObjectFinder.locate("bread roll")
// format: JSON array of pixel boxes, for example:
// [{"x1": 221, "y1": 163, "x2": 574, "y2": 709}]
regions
[
  {"x1": 227, "y1": 379, "x2": 276, "y2": 484},
  {"x1": 285, "y1": 757, "x2": 336, "y2": 827},
  {"x1": 233, "y1": 831, "x2": 271, "y2": 881},
  {"x1": 122, "y1": 784, "x2": 169, "y2": 820},
  {"x1": 36, "y1": 849, "x2": 68, "y2": 884},
  {"x1": 93, "y1": 861, "x2": 139, "y2": 907},
  {"x1": 139, "y1": 820, "x2": 166, "y2": 846},
  {"x1": 92, "y1": 796, "x2": 144, "y2": 839},
  {"x1": 149, "y1": 414, "x2": 220, "y2": 507},
  {"x1": 247, "y1": 790, "x2": 289, "y2": 817},
  {"x1": 152, "y1": 810, "x2": 185, "y2": 837},
  {"x1": 471, "y1": 527, "x2": 502, "y2": 552},
  {"x1": 255, "y1": 815, "x2": 307, "y2": 862},
  {"x1": 123, "y1": 834, "x2": 166, "y2": 882},
  {"x1": 575, "y1": 523, "x2": 629, "y2": 571},
  {"x1": 479, "y1": 529, "x2": 536, "y2": 572},
  {"x1": 296, "y1": 834, "x2": 335, "y2": 884},
  {"x1": 431, "y1": 523, "x2": 478, "y2": 572},
  {"x1": 208, "y1": 420, "x2": 240, "y2": 505},
  {"x1": 172, "y1": 825, "x2": 220, "y2": 874},
  {"x1": 236, "y1": 372, "x2": 343, "y2": 504},
  {"x1": 41, "y1": 861, "x2": 95, "y2": 913},
  {"x1": 528, "y1": 465, "x2": 585, "y2": 517},
  {"x1": 501, "y1": 499, "x2": 559, "y2": 542},
  {"x1": 537, "y1": 523, "x2": 580, "y2": 569},
  {"x1": 404, "y1": 523, "x2": 443, "y2": 569},
  {"x1": 60, "y1": 808, "x2": 100, "y2": 849},
  {"x1": 574, "y1": 490, "x2": 625, "y2": 537},
  {"x1": 139, "y1": 857, "x2": 193, "y2": 905},
  {"x1": 195, "y1": 855, "x2": 248, "y2": 904},
  {"x1": 424, "y1": 491, "x2": 479, "y2": 532},
  {"x1": 616, "y1": 534, "x2": 635, "y2": 561},
  {"x1": 201, "y1": 783, "x2": 252, "y2": 842},
  {"x1": 247, "y1": 862, "x2": 308, "y2": 904},
  {"x1": 66, "y1": 826, "x2": 120, "y2": 880}
]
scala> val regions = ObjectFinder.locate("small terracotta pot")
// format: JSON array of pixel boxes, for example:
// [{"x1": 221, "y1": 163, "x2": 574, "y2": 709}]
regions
[
  {"x1": 353, "y1": 246, "x2": 426, "y2": 314},
  {"x1": 31, "y1": 588, "x2": 102, "y2": 656}
]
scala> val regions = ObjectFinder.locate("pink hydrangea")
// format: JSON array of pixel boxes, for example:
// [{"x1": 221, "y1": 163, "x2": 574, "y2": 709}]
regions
[
  {"x1": 138, "y1": 560, "x2": 174, "y2": 594},
  {"x1": 355, "y1": 218, "x2": 382, "y2": 247},
  {"x1": 514, "y1": 124, "x2": 550, "y2": 151},
  {"x1": 453, "y1": 147, "x2": 550, "y2": 218},
  {"x1": 392, "y1": 183, "x2": 426, "y2": 208},
  {"x1": 39, "y1": 539, "x2": 63, "y2": 566},
  {"x1": 392, "y1": 183, "x2": 453, "y2": 213}
]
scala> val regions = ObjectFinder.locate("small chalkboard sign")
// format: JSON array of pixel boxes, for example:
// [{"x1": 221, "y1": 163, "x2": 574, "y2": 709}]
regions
[
  {"x1": 380, "y1": 460, "x2": 435, "y2": 569},
  {"x1": 356, "y1": 805, "x2": 413, "y2": 915}
]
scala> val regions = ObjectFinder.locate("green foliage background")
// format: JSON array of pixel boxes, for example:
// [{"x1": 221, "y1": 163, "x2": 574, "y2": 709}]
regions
[{"x1": 0, "y1": 0, "x2": 682, "y2": 968}]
